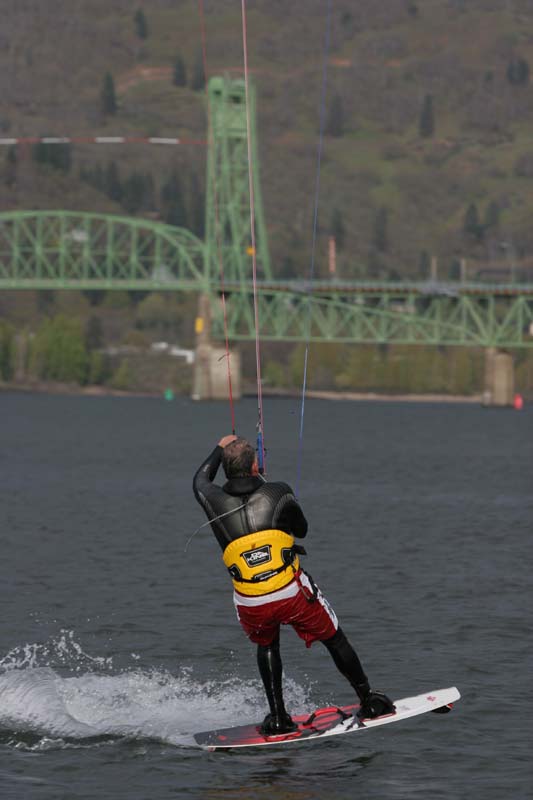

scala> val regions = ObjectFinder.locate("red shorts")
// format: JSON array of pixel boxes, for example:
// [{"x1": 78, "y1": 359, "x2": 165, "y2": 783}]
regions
[{"x1": 234, "y1": 571, "x2": 338, "y2": 647}]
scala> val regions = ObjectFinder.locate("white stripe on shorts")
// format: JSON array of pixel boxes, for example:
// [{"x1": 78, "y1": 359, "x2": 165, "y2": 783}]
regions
[
  {"x1": 233, "y1": 578, "x2": 299, "y2": 608},
  {"x1": 233, "y1": 571, "x2": 339, "y2": 632}
]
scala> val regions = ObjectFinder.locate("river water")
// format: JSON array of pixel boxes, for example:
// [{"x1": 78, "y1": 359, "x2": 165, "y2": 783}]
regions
[{"x1": 1, "y1": 393, "x2": 531, "y2": 799}]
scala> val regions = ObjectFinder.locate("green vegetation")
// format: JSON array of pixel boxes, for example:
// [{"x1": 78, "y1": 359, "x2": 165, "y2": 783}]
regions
[
  {"x1": 1, "y1": 2, "x2": 533, "y2": 397},
  {"x1": 32, "y1": 141, "x2": 72, "y2": 173},
  {"x1": 173, "y1": 54, "x2": 187, "y2": 88},
  {"x1": 190, "y1": 49, "x2": 205, "y2": 92},
  {"x1": 325, "y1": 95, "x2": 344, "y2": 138},
  {"x1": 2, "y1": 0, "x2": 533, "y2": 281},
  {"x1": 31, "y1": 316, "x2": 89, "y2": 384},
  {"x1": 100, "y1": 73, "x2": 117, "y2": 116},
  {"x1": 261, "y1": 341, "x2": 533, "y2": 398},
  {"x1": 419, "y1": 95, "x2": 435, "y2": 139},
  {"x1": 134, "y1": 9, "x2": 149, "y2": 41},
  {"x1": 0, "y1": 321, "x2": 15, "y2": 380}
]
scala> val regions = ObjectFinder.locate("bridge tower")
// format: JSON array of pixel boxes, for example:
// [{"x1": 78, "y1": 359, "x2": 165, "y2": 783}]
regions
[
  {"x1": 193, "y1": 75, "x2": 269, "y2": 399},
  {"x1": 204, "y1": 75, "x2": 271, "y2": 285}
]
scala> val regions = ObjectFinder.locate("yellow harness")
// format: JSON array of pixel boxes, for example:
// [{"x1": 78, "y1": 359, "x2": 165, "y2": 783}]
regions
[{"x1": 222, "y1": 529, "x2": 300, "y2": 596}]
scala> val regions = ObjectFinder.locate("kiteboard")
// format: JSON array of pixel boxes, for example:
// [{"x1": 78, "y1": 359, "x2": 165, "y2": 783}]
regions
[{"x1": 194, "y1": 686, "x2": 460, "y2": 750}]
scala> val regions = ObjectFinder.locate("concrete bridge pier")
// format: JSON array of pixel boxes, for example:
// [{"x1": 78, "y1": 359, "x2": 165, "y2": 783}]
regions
[
  {"x1": 192, "y1": 293, "x2": 241, "y2": 401},
  {"x1": 483, "y1": 347, "x2": 514, "y2": 407}
]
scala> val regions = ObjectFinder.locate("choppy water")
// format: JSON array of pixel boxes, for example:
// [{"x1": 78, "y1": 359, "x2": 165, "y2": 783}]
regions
[{"x1": 1, "y1": 393, "x2": 531, "y2": 799}]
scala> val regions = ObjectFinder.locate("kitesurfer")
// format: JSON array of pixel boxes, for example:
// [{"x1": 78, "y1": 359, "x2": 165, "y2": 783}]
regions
[{"x1": 193, "y1": 435, "x2": 395, "y2": 735}]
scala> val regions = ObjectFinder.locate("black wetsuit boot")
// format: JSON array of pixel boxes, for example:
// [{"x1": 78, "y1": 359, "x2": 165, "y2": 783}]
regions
[
  {"x1": 257, "y1": 637, "x2": 297, "y2": 734},
  {"x1": 322, "y1": 628, "x2": 395, "y2": 719}
]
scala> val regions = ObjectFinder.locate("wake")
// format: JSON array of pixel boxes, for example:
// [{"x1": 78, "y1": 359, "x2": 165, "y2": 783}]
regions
[{"x1": 0, "y1": 632, "x2": 309, "y2": 750}]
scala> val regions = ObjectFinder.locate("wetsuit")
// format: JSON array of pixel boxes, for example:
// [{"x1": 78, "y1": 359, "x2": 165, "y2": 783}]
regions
[
  {"x1": 193, "y1": 445, "x2": 308, "y2": 550},
  {"x1": 193, "y1": 445, "x2": 392, "y2": 731}
]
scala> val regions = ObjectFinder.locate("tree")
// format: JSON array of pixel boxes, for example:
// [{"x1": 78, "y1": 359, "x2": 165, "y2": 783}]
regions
[
  {"x1": 31, "y1": 316, "x2": 89, "y2": 384},
  {"x1": 173, "y1": 54, "x2": 187, "y2": 87},
  {"x1": 330, "y1": 207, "x2": 345, "y2": 251},
  {"x1": 134, "y1": 9, "x2": 148, "y2": 39},
  {"x1": 105, "y1": 161, "x2": 123, "y2": 203},
  {"x1": 506, "y1": 57, "x2": 530, "y2": 86},
  {"x1": 419, "y1": 249, "x2": 431, "y2": 278},
  {"x1": 484, "y1": 200, "x2": 500, "y2": 231},
  {"x1": 189, "y1": 172, "x2": 205, "y2": 237},
  {"x1": 325, "y1": 94, "x2": 344, "y2": 137},
  {"x1": 0, "y1": 320, "x2": 14, "y2": 380},
  {"x1": 122, "y1": 171, "x2": 147, "y2": 214},
  {"x1": 161, "y1": 171, "x2": 187, "y2": 227},
  {"x1": 463, "y1": 202, "x2": 483, "y2": 241},
  {"x1": 32, "y1": 140, "x2": 71, "y2": 173},
  {"x1": 100, "y1": 72, "x2": 117, "y2": 116},
  {"x1": 419, "y1": 94, "x2": 434, "y2": 138},
  {"x1": 373, "y1": 207, "x2": 389, "y2": 252},
  {"x1": 448, "y1": 258, "x2": 461, "y2": 280},
  {"x1": 190, "y1": 50, "x2": 205, "y2": 92},
  {"x1": 4, "y1": 145, "x2": 17, "y2": 187}
]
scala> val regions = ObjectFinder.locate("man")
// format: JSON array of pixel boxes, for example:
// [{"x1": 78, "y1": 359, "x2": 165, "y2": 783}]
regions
[{"x1": 193, "y1": 434, "x2": 394, "y2": 735}]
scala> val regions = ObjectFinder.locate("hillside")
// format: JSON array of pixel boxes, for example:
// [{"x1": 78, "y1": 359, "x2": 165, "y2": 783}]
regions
[{"x1": 1, "y1": 0, "x2": 533, "y2": 282}]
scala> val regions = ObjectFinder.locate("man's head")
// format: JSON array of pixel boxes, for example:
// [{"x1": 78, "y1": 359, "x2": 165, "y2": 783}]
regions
[{"x1": 222, "y1": 437, "x2": 257, "y2": 479}]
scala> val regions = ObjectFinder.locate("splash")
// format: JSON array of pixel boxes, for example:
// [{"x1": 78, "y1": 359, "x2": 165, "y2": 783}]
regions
[
  {"x1": 0, "y1": 629, "x2": 112, "y2": 673},
  {"x1": 0, "y1": 635, "x2": 311, "y2": 750}
]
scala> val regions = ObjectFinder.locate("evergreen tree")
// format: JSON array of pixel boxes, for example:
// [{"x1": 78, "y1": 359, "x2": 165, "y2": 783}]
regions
[
  {"x1": 330, "y1": 207, "x2": 345, "y2": 251},
  {"x1": 105, "y1": 161, "x2": 123, "y2": 203},
  {"x1": 7, "y1": 145, "x2": 17, "y2": 166},
  {"x1": 190, "y1": 50, "x2": 205, "y2": 91},
  {"x1": 419, "y1": 249, "x2": 431, "y2": 278},
  {"x1": 122, "y1": 171, "x2": 146, "y2": 214},
  {"x1": 90, "y1": 164, "x2": 105, "y2": 192},
  {"x1": 506, "y1": 57, "x2": 530, "y2": 86},
  {"x1": 484, "y1": 200, "x2": 500, "y2": 231},
  {"x1": 134, "y1": 9, "x2": 148, "y2": 39},
  {"x1": 0, "y1": 320, "x2": 14, "y2": 380},
  {"x1": 448, "y1": 258, "x2": 461, "y2": 280},
  {"x1": 325, "y1": 94, "x2": 344, "y2": 137},
  {"x1": 463, "y1": 202, "x2": 483, "y2": 241},
  {"x1": 173, "y1": 54, "x2": 187, "y2": 87},
  {"x1": 160, "y1": 171, "x2": 187, "y2": 227},
  {"x1": 143, "y1": 173, "x2": 156, "y2": 211},
  {"x1": 32, "y1": 140, "x2": 71, "y2": 173},
  {"x1": 4, "y1": 145, "x2": 17, "y2": 187},
  {"x1": 419, "y1": 94, "x2": 434, "y2": 138},
  {"x1": 189, "y1": 173, "x2": 205, "y2": 237},
  {"x1": 373, "y1": 207, "x2": 389, "y2": 253},
  {"x1": 50, "y1": 142, "x2": 72, "y2": 173},
  {"x1": 101, "y1": 72, "x2": 117, "y2": 116}
]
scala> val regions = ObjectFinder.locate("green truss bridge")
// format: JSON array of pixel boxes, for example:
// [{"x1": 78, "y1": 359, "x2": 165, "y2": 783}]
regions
[{"x1": 0, "y1": 75, "x2": 532, "y2": 351}]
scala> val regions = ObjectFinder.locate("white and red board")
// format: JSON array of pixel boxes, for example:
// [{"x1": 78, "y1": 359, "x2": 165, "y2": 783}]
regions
[{"x1": 194, "y1": 686, "x2": 460, "y2": 750}]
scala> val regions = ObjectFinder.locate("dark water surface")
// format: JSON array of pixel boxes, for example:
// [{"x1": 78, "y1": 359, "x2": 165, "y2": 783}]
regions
[{"x1": 1, "y1": 393, "x2": 531, "y2": 799}]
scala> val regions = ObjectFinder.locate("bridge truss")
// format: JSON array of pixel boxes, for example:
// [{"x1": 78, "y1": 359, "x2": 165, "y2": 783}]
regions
[{"x1": 0, "y1": 76, "x2": 532, "y2": 349}]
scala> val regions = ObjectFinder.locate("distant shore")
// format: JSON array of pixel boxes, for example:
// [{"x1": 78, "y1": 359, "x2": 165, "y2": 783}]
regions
[
  {"x1": 258, "y1": 387, "x2": 484, "y2": 404},
  {"x1": 1, "y1": 380, "x2": 485, "y2": 404},
  {"x1": 0, "y1": 381, "x2": 159, "y2": 398}
]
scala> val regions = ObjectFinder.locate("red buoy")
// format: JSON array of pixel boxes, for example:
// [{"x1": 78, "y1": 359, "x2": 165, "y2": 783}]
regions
[{"x1": 513, "y1": 394, "x2": 524, "y2": 410}]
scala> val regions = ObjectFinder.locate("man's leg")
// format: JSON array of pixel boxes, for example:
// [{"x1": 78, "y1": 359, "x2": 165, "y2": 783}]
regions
[
  {"x1": 257, "y1": 634, "x2": 297, "y2": 734},
  {"x1": 322, "y1": 627, "x2": 395, "y2": 718}
]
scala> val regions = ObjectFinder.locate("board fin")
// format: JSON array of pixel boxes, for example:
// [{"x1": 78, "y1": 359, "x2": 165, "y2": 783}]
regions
[{"x1": 430, "y1": 703, "x2": 453, "y2": 714}]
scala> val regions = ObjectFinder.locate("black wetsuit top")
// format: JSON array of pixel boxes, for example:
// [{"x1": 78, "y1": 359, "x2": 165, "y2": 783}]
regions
[{"x1": 193, "y1": 446, "x2": 308, "y2": 551}]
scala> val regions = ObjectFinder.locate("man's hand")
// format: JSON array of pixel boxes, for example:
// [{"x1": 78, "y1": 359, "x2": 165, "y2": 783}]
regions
[{"x1": 218, "y1": 434, "x2": 238, "y2": 448}]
